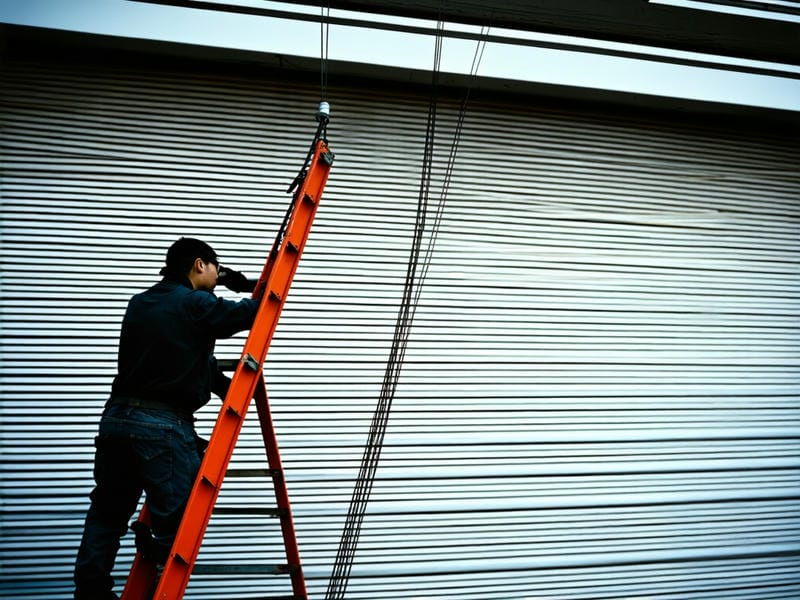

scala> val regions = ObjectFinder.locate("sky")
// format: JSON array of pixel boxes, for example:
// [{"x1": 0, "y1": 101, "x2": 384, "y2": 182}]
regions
[{"x1": 1, "y1": 0, "x2": 799, "y2": 112}]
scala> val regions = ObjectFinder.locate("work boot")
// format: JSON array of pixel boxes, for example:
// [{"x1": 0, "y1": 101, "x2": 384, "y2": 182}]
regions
[{"x1": 130, "y1": 521, "x2": 169, "y2": 563}]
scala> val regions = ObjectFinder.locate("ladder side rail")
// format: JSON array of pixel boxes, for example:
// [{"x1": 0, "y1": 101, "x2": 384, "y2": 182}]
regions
[
  {"x1": 251, "y1": 139, "x2": 333, "y2": 600},
  {"x1": 253, "y1": 378, "x2": 307, "y2": 599},
  {"x1": 252, "y1": 202, "x2": 288, "y2": 303}
]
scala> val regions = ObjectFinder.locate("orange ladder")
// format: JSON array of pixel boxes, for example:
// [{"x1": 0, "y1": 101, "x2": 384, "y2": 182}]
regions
[{"x1": 121, "y1": 138, "x2": 334, "y2": 600}]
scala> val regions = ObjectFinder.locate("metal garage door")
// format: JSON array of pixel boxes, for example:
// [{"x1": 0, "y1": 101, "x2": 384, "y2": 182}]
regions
[{"x1": 1, "y1": 48, "x2": 799, "y2": 599}]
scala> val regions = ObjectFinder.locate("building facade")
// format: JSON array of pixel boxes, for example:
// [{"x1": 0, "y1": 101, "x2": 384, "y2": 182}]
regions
[{"x1": 1, "y1": 22, "x2": 799, "y2": 600}]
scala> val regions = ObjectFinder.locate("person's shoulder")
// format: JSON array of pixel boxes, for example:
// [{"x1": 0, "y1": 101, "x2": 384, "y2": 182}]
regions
[
  {"x1": 130, "y1": 279, "x2": 176, "y2": 301},
  {"x1": 184, "y1": 287, "x2": 218, "y2": 305},
  {"x1": 144, "y1": 279, "x2": 214, "y2": 308}
]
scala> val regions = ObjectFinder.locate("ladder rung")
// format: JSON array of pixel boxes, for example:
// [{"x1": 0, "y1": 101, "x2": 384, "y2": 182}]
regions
[
  {"x1": 227, "y1": 468, "x2": 282, "y2": 478},
  {"x1": 213, "y1": 506, "x2": 287, "y2": 517},
  {"x1": 192, "y1": 563, "x2": 298, "y2": 576},
  {"x1": 241, "y1": 353, "x2": 260, "y2": 371},
  {"x1": 226, "y1": 404, "x2": 243, "y2": 418},
  {"x1": 216, "y1": 358, "x2": 238, "y2": 371}
]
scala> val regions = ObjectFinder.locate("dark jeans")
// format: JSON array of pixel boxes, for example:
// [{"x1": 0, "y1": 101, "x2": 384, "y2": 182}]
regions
[{"x1": 73, "y1": 404, "x2": 202, "y2": 598}]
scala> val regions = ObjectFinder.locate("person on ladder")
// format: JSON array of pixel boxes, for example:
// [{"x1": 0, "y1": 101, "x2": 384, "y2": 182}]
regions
[{"x1": 73, "y1": 237, "x2": 259, "y2": 600}]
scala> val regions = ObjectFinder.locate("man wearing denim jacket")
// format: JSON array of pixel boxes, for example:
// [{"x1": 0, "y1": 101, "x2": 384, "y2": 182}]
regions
[{"x1": 74, "y1": 237, "x2": 259, "y2": 600}]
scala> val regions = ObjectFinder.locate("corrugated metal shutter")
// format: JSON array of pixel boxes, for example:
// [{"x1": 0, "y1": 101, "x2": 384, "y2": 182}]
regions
[{"x1": 1, "y1": 51, "x2": 799, "y2": 600}]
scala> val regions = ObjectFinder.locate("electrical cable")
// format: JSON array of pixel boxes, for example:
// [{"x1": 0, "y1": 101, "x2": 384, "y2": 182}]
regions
[
  {"x1": 323, "y1": 18, "x2": 445, "y2": 600},
  {"x1": 413, "y1": 24, "x2": 489, "y2": 310},
  {"x1": 286, "y1": 2, "x2": 331, "y2": 196},
  {"x1": 320, "y1": 0, "x2": 331, "y2": 100},
  {"x1": 324, "y1": 17, "x2": 490, "y2": 600},
  {"x1": 277, "y1": 4, "x2": 333, "y2": 286}
]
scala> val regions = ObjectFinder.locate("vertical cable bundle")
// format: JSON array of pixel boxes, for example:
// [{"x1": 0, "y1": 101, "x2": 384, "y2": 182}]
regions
[
  {"x1": 320, "y1": 0, "x2": 331, "y2": 101},
  {"x1": 324, "y1": 18, "x2": 489, "y2": 600}
]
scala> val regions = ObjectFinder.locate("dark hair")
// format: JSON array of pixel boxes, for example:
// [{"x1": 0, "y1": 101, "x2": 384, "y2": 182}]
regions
[{"x1": 160, "y1": 237, "x2": 218, "y2": 277}]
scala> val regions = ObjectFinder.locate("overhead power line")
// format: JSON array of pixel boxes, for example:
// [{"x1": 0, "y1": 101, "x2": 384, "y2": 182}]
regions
[{"x1": 323, "y1": 18, "x2": 490, "y2": 600}]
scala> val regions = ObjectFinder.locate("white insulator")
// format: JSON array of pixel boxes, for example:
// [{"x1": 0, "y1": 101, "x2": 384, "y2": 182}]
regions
[{"x1": 317, "y1": 101, "x2": 330, "y2": 121}]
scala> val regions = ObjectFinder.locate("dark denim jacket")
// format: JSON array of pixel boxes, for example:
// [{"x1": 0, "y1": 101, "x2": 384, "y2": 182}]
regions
[{"x1": 110, "y1": 275, "x2": 259, "y2": 414}]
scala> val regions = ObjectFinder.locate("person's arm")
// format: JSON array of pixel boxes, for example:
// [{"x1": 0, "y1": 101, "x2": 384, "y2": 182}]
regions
[
  {"x1": 208, "y1": 355, "x2": 232, "y2": 399},
  {"x1": 218, "y1": 266, "x2": 257, "y2": 293},
  {"x1": 187, "y1": 291, "x2": 260, "y2": 339}
]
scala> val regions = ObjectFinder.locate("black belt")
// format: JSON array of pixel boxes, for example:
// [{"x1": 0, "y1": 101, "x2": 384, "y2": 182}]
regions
[{"x1": 107, "y1": 396, "x2": 194, "y2": 422}]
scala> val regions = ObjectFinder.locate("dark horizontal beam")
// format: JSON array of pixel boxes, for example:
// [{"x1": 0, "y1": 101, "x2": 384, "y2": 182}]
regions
[
  {"x1": 126, "y1": 0, "x2": 800, "y2": 80},
  {"x1": 4, "y1": 22, "x2": 798, "y2": 128},
  {"x1": 280, "y1": 0, "x2": 800, "y2": 66}
]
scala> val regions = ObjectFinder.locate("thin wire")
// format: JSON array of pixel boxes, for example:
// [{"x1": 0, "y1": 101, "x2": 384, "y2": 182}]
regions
[
  {"x1": 413, "y1": 25, "x2": 489, "y2": 311},
  {"x1": 285, "y1": 117, "x2": 327, "y2": 194},
  {"x1": 324, "y1": 19, "x2": 444, "y2": 600},
  {"x1": 320, "y1": 0, "x2": 331, "y2": 100},
  {"x1": 325, "y1": 57, "x2": 438, "y2": 600},
  {"x1": 324, "y1": 18, "x2": 490, "y2": 600}
]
